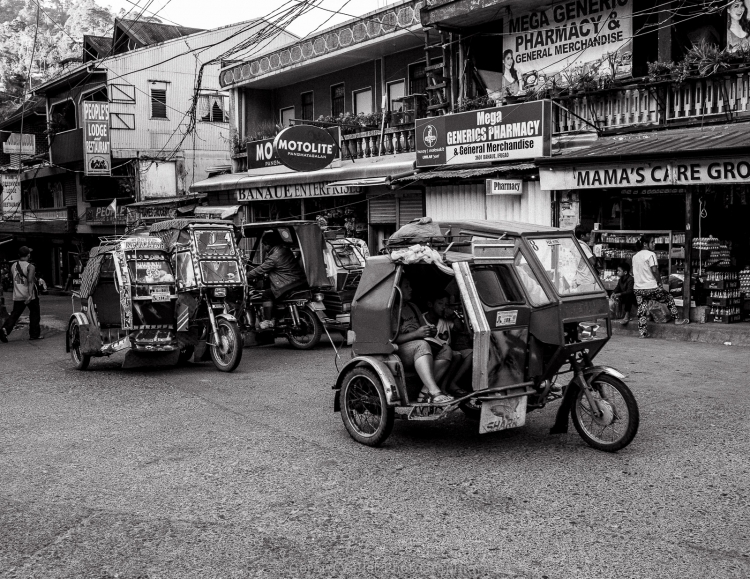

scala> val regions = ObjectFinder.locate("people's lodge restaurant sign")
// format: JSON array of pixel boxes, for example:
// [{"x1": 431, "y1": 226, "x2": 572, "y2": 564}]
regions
[
  {"x1": 540, "y1": 158, "x2": 750, "y2": 190},
  {"x1": 415, "y1": 101, "x2": 551, "y2": 168}
]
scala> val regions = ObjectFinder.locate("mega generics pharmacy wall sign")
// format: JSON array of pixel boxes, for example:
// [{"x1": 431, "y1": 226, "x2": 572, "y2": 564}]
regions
[
  {"x1": 273, "y1": 125, "x2": 338, "y2": 172},
  {"x1": 415, "y1": 101, "x2": 551, "y2": 168},
  {"x1": 539, "y1": 158, "x2": 750, "y2": 189}
]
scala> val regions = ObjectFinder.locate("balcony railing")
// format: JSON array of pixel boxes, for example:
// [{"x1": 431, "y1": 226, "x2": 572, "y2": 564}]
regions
[
  {"x1": 340, "y1": 124, "x2": 415, "y2": 159},
  {"x1": 49, "y1": 129, "x2": 83, "y2": 165}
]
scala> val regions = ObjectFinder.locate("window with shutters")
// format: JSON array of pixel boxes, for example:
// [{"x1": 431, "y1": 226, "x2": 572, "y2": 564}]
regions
[
  {"x1": 409, "y1": 62, "x2": 427, "y2": 96},
  {"x1": 331, "y1": 83, "x2": 345, "y2": 117},
  {"x1": 199, "y1": 94, "x2": 229, "y2": 123},
  {"x1": 150, "y1": 82, "x2": 168, "y2": 119},
  {"x1": 300, "y1": 91, "x2": 314, "y2": 121}
]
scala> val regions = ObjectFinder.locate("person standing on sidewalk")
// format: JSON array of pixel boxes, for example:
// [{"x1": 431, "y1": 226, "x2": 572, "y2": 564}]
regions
[
  {"x1": 0, "y1": 246, "x2": 43, "y2": 342},
  {"x1": 632, "y1": 236, "x2": 688, "y2": 338},
  {"x1": 613, "y1": 262, "x2": 636, "y2": 325}
]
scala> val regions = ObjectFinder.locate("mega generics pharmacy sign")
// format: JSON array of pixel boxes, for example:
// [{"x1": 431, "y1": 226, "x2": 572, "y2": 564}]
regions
[
  {"x1": 539, "y1": 157, "x2": 750, "y2": 189},
  {"x1": 415, "y1": 101, "x2": 551, "y2": 168}
]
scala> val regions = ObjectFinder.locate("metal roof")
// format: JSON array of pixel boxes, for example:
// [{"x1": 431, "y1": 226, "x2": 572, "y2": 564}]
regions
[
  {"x1": 397, "y1": 162, "x2": 537, "y2": 181},
  {"x1": 116, "y1": 19, "x2": 205, "y2": 48},
  {"x1": 83, "y1": 35, "x2": 113, "y2": 60},
  {"x1": 537, "y1": 124, "x2": 750, "y2": 164},
  {"x1": 0, "y1": 96, "x2": 46, "y2": 129},
  {"x1": 438, "y1": 219, "x2": 561, "y2": 236}
]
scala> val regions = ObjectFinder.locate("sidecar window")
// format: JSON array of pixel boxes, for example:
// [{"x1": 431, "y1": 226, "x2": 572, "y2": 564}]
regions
[
  {"x1": 471, "y1": 265, "x2": 523, "y2": 306},
  {"x1": 515, "y1": 254, "x2": 551, "y2": 307}
]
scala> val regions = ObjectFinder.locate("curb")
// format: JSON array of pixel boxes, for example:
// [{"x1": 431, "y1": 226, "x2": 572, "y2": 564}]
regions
[{"x1": 612, "y1": 321, "x2": 750, "y2": 347}]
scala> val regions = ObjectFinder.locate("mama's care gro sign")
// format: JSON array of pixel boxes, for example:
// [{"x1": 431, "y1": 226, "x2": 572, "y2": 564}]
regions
[
  {"x1": 503, "y1": 0, "x2": 633, "y2": 86},
  {"x1": 539, "y1": 158, "x2": 750, "y2": 189}
]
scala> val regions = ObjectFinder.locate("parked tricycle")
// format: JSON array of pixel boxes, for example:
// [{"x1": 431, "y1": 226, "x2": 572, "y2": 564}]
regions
[
  {"x1": 150, "y1": 219, "x2": 245, "y2": 372},
  {"x1": 334, "y1": 219, "x2": 639, "y2": 452},
  {"x1": 240, "y1": 221, "x2": 364, "y2": 349},
  {"x1": 66, "y1": 235, "x2": 179, "y2": 369}
]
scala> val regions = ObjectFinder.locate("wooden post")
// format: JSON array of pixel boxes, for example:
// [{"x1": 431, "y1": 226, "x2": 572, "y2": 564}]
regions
[
  {"x1": 683, "y1": 189, "x2": 693, "y2": 317},
  {"x1": 657, "y1": 4, "x2": 673, "y2": 62}
]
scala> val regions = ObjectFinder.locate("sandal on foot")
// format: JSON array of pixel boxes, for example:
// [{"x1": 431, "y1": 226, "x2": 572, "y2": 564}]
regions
[
  {"x1": 619, "y1": 317, "x2": 630, "y2": 326},
  {"x1": 417, "y1": 390, "x2": 455, "y2": 405}
]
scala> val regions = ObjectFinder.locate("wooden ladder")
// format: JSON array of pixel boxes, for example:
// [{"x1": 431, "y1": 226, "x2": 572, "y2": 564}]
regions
[{"x1": 424, "y1": 29, "x2": 451, "y2": 116}]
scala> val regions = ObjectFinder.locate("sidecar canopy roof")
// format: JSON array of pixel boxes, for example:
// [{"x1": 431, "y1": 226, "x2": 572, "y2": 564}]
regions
[{"x1": 438, "y1": 219, "x2": 562, "y2": 238}]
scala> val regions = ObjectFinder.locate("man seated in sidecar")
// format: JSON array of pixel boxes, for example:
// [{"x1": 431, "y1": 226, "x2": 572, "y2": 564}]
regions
[
  {"x1": 246, "y1": 231, "x2": 308, "y2": 328},
  {"x1": 394, "y1": 277, "x2": 455, "y2": 404}
]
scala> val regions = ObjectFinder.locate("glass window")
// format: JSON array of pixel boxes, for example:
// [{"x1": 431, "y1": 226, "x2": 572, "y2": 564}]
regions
[
  {"x1": 200, "y1": 260, "x2": 240, "y2": 284},
  {"x1": 280, "y1": 107, "x2": 294, "y2": 127},
  {"x1": 471, "y1": 265, "x2": 524, "y2": 306},
  {"x1": 527, "y1": 237, "x2": 601, "y2": 296},
  {"x1": 387, "y1": 81, "x2": 405, "y2": 112},
  {"x1": 409, "y1": 62, "x2": 427, "y2": 95},
  {"x1": 331, "y1": 83, "x2": 345, "y2": 117},
  {"x1": 194, "y1": 230, "x2": 236, "y2": 256},
  {"x1": 354, "y1": 88, "x2": 373, "y2": 114},
  {"x1": 515, "y1": 254, "x2": 551, "y2": 307},
  {"x1": 176, "y1": 251, "x2": 195, "y2": 287},
  {"x1": 301, "y1": 91, "x2": 314, "y2": 120},
  {"x1": 127, "y1": 251, "x2": 174, "y2": 284}
]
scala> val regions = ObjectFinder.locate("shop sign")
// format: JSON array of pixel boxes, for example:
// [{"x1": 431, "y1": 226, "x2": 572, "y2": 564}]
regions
[
  {"x1": 84, "y1": 205, "x2": 127, "y2": 224},
  {"x1": 83, "y1": 101, "x2": 111, "y2": 176},
  {"x1": 247, "y1": 138, "x2": 281, "y2": 170},
  {"x1": 236, "y1": 182, "x2": 360, "y2": 202},
  {"x1": 540, "y1": 157, "x2": 750, "y2": 190},
  {"x1": 273, "y1": 125, "x2": 339, "y2": 172},
  {"x1": 125, "y1": 206, "x2": 177, "y2": 222},
  {"x1": 2, "y1": 133, "x2": 35, "y2": 156},
  {"x1": 122, "y1": 237, "x2": 165, "y2": 251},
  {"x1": 501, "y1": 0, "x2": 632, "y2": 97},
  {"x1": 22, "y1": 208, "x2": 69, "y2": 221},
  {"x1": 486, "y1": 179, "x2": 523, "y2": 195},
  {"x1": 1, "y1": 174, "x2": 21, "y2": 220},
  {"x1": 415, "y1": 101, "x2": 551, "y2": 168}
]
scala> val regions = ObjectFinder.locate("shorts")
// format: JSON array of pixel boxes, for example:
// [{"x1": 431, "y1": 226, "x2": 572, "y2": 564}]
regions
[
  {"x1": 398, "y1": 339, "x2": 452, "y2": 371},
  {"x1": 454, "y1": 348, "x2": 472, "y2": 360}
]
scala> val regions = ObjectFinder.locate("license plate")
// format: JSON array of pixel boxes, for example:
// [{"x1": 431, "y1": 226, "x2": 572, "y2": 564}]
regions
[
  {"x1": 153, "y1": 286, "x2": 169, "y2": 294},
  {"x1": 151, "y1": 293, "x2": 170, "y2": 302}
]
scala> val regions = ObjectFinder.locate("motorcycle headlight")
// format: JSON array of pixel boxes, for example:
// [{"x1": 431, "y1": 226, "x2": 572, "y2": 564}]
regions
[
  {"x1": 313, "y1": 292, "x2": 324, "y2": 302},
  {"x1": 214, "y1": 287, "x2": 226, "y2": 298},
  {"x1": 342, "y1": 302, "x2": 351, "y2": 312},
  {"x1": 577, "y1": 322, "x2": 599, "y2": 341}
]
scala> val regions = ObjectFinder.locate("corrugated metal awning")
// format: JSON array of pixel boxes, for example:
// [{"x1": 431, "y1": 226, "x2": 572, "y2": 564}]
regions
[
  {"x1": 537, "y1": 123, "x2": 750, "y2": 165},
  {"x1": 125, "y1": 193, "x2": 206, "y2": 208},
  {"x1": 194, "y1": 205, "x2": 240, "y2": 219},
  {"x1": 190, "y1": 159, "x2": 416, "y2": 193},
  {"x1": 325, "y1": 176, "x2": 389, "y2": 188},
  {"x1": 396, "y1": 163, "x2": 536, "y2": 182}
]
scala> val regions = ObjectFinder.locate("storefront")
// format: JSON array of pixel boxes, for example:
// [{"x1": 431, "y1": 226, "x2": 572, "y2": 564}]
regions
[
  {"x1": 538, "y1": 124, "x2": 750, "y2": 324},
  {"x1": 191, "y1": 158, "x2": 419, "y2": 254}
]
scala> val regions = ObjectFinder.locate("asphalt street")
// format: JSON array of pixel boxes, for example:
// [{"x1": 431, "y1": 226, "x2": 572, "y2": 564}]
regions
[{"x1": 1, "y1": 329, "x2": 749, "y2": 579}]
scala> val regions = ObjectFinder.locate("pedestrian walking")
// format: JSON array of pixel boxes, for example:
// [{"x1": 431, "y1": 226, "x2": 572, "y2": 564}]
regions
[
  {"x1": 613, "y1": 262, "x2": 636, "y2": 325},
  {"x1": 0, "y1": 246, "x2": 43, "y2": 342},
  {"x1": 632, "y1": 236, "x2": 688, "y2": 338}
]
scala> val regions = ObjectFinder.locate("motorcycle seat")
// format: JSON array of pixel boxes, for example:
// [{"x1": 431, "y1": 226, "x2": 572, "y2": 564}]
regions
[{"x1": 282, "y1": 290, "x2": 311, "y2": 301}]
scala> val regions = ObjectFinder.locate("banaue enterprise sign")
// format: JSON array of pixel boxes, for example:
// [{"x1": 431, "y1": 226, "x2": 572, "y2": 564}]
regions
[
  {"x1": 237, "y1": 182, "x2": 360, "y2": 202},
  {"x1": 539, "y1": 158, "x2": 750, "y2": 190},
  {"x1": 415, "y1": 101, "x2": 551, "y2": 168}
]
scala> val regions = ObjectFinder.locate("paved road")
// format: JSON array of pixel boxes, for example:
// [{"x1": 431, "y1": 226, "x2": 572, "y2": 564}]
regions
[{"x1": 1, "y1": 331, "x2": 748, "y2": 579}]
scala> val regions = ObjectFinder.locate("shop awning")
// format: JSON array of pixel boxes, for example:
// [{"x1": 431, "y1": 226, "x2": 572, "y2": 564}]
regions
[
  {"x1": 325, "y1": 176, "x2": 390, "y2": 189},
  {"x1": 194, "y1": 205, "x2": 240, "y2": 219},
  {"x1": 190, "y1": 159, "x2": 416, "y2": 194},
  {"x1": 125, "y1": 193, "x2": 207, "y2": 208},
  {"x1": 537, "y1": 124, "x2": 750, "y2": 165},
  {"x1": 395, "y1": 162, "x2": 536, "y2": 182}
]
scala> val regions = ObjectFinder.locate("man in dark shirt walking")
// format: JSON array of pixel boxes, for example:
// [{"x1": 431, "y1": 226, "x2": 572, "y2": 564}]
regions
[{"x1": 613, "y1": 262, "x2": 636, "y2": 325}]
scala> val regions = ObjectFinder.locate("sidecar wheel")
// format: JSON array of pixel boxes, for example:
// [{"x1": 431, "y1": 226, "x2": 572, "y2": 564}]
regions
[
  {"x1": 210, "y1": 319, "x2": 242, "y2": 372},
  {"x1": 340, "y1": 367, "x2": 394, "y2": 447},
  {"x1": 68, "y1": 320, "x2": 91, "y2": 371},
  {"x1": 572, "y1": 374, "x2": 639, "y2": 452}
]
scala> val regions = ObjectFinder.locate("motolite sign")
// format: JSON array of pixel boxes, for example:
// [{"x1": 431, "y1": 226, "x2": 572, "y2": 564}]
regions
[
  {"x1": 273, "y1": 125, "x2": 338, "y2": 172},
  {"x1": 486, "y1": 179, "x2": 523, "y2": 195},
  {"x1": 83, "y1": 101, "x2": 111, "y2": 176},
  {"x1": 415, "y1": 101, "x2": 551, "y2": 168}
]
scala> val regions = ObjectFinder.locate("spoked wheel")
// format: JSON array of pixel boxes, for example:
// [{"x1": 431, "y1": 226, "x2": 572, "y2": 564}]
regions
[
  {"x1": 286, "y1": 308, "x2": 322, "y2": 350},
  {"x1": 572, "y1": 374, "x2": 639, "y2": 452},
  {"x1": 210, "y1": 319, "x2": 243, "y2": 372},
  {"x1": 340, "y1": 367, "x2": 394, "y2": 447},
  {"x1": 68, "y1": 321, "x2": 91, "y2": 371}
]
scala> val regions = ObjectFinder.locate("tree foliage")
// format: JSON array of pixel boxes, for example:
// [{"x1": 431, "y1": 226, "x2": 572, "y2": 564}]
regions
[{"x1": 0, "y1": 0, "x2": 115, "y2": 118}]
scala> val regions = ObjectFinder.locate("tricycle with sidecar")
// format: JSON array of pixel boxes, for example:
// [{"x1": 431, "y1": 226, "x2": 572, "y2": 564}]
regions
[
  {"x1": 334, "y1": 219, "x2": 639, "y2": 452},
  {"x1": 66, "y1": 235, "x2": 179, "y2": 369},
  {"x1": 149, "y1": 219, "x2": 245, "y2": 372}
]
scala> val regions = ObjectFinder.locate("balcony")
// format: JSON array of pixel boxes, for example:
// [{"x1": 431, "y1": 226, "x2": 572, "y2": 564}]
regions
[
  {"x1": 49, "y1": 129, "x2": 83, "y2": 165},
  {"x1": 341, "y1": 124, "x2": 416, "y2": 159}
]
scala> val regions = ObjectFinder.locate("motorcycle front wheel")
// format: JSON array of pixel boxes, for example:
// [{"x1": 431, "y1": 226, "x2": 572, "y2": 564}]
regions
[
  {"x1": 572, "y1": 374, "x2": 639, "y2": 452},
  {"x1": 68, "y1": 320, "x2": 91, "y2": 371},
  {"x1": 286, "y1": 308, "x2": 322, "y2": 350},
  {"x1": 210, "y1": 319, "x2": 243, "y2": 372}
]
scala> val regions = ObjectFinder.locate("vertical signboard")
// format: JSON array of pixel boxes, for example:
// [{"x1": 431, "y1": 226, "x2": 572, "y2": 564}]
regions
[
  {"x1": 1, "y1": 174, "x2": 21, "y2": 220},
  {"x1": 83, "y1": 101, "x2": 111, "y2": 176},
  {"x1": 2, "y1": 133, "x2": 35, "y2": 156},
  {"x1": 415, "y1": 100, "x2": 551, "y2": 168}
]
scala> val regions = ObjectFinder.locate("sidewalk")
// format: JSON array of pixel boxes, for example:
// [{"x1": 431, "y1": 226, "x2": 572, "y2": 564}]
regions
[
  {"x1": 0, "y1": 292, "x2": 71, "y2": 333},
  {"x1": 613, "y1": 317, "x2": 750, "y2": 346}
]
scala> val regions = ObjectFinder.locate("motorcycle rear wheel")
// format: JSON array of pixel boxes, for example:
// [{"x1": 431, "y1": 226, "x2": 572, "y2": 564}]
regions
[
  {"x1": 210, "y1": 319, "x2": 242, "y2": 372},
  {"x1": 286, "y1": 309, "x2": 322, "y2": 350},
  {"x1": 68, "y1": 321, "x2": 91, "y2": 371},
  {"x1": 340, "y1": 367, "x2": 394, "y2": 447},
  {"x1": 572, "y1": 374, "x2": 639, "y2": 452}
]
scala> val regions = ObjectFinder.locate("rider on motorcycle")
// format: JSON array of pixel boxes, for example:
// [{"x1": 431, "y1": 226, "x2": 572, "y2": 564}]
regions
[{"x1": 246, "y1": 231, "x2": 308, "y2": 328}]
